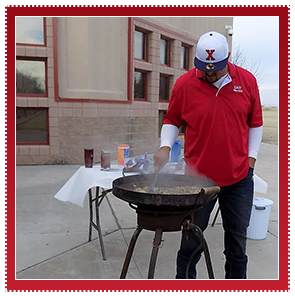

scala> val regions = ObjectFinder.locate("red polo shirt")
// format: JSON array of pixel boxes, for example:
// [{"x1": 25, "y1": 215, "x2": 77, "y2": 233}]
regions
[{"x1": 163, "y1": 62, "x2": 263, "y2": 186}]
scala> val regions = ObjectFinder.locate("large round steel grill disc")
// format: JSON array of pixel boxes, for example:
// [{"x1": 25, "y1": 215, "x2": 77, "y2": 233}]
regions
[{"x1": 112, "y1": 173, "x2": 218, "y2": 211}]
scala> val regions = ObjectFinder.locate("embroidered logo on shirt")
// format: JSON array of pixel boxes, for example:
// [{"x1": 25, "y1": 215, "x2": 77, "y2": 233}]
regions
[{"x1": 233, "y1": 85, "x2": 243, "y2": 93}]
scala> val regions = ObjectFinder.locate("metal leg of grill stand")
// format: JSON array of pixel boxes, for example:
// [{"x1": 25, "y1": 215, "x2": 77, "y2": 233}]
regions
[
  {"x1": 147, "y1": 228, "x2": 163, "y2": 279},
  {"x1": 201, "y1": 237, "x2": 214, "y2": 279},
  {"x1": 120, "y1": 226, "x2": 143, "y2": 279},
  {"x1": 189, "y1": 223, "x2": 214, "y2": 279}
]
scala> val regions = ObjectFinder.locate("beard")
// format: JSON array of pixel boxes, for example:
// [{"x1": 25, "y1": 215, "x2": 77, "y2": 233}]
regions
[{"x1": 203, "y1": 72, "x2": 219, "y2": 83}]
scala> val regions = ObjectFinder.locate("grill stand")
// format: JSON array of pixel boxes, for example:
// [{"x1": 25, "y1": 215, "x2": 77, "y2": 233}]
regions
[
  {"x1": 183, "y1": 220, "x2": 214, "y2": 279},
  {"x1": 119, "y1": 207, "x2": 214, "y2": 279},
  {"x1": 120, "y1": 226, "x2": 143, "y2": 279}
]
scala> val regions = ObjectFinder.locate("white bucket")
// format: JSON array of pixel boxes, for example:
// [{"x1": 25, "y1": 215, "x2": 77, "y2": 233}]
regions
[{"x1": 247, "y1": 197, "x2": 273, "y2": 240}]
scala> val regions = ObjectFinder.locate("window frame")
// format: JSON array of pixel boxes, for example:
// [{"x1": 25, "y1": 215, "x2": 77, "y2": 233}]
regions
[
  {"x1": 133, "y1": 69, "x2": 148, "y2": 101},
  {"x1": 16, "y1": 56, "x2": 48, "y2": 97},
  {"x1": 134, "y1": 27, "x2": 149, "y2": 62},
  {"x1": 181, "y1": 43, "x2": 190, "y2": 71},
  {"x1": 16, "y1": 107, "x2": 49, "y2": 146},
  {"x1": 16, "y1": 17, "x2": 47, "y2": 47},
  {"x1": 160, "y1": 36, "x2": 171, "y2": 67},
  {"x1": 159, "y1": 74, "x2": 170, "y2": 102},
  {"x1": 158, "y1": 110, "x2": 167, "y2": 137},
  {"x1": 179, "y1": 123, "x2": 186, "y2": 135}
]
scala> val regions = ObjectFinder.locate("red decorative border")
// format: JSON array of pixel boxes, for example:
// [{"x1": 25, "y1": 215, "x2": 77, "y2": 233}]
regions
[{"x1": 6, "y1": 5, "x2": 290, "y2": 292}]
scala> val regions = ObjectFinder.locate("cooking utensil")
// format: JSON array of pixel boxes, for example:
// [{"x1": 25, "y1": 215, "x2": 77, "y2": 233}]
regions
[
  {"x1": 151, "y1": 172, "x2": 158, "y2": 193},
  {"x1": 113, "y1": 173, "x2": 220, "y2": 210}
]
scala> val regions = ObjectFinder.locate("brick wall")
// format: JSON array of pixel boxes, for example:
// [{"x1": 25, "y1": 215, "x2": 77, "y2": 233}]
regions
[
  {"x1": 58, "y1": 116, "x2": 158, "y2": 164},
  {"x1": 16, "y1": 16, "x2": 233, "y2": 166}
]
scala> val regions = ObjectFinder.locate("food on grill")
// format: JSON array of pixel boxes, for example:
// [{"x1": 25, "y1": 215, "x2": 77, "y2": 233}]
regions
[
  {"x1": 132, "y1": 184, "x2": 201, "y2": 195},
  {"x1": 113, "y1": 174, "x2": 219, "y2": 209}
]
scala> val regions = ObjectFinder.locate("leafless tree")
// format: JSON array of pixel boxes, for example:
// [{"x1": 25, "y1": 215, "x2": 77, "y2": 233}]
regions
[{"x1": 231, "y1": 43, "x2": 265, "y2": 86}]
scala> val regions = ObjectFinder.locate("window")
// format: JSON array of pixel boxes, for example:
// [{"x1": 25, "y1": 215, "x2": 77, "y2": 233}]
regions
[
  {"x1": 159, "y1": 75, "x2": 169, "y2": 102},
  {"x1": 16, "y1": 108, "x2": 49, "y2": 144},
  {"x1": 158, "y1": 110, "x2": 167, "y2": 136},
  {"x1": 181, "y1": 45, "x2": 189, "y2": 70},
  {"x1": 134, "y1": 70, "x2": 147, "y2": 100},
  {"x1": 16, "y1": 58, "x2": 47, "y2": 96},
  {"x1": 179, "y1": 123, "x2": 186, "y2": 135},
  {"x1": 16, "y1": 17, "x2": 45, "y2": 45},
  {"x1": 160, "y1": 38, "x2": 170, "y2": 65},
  {"x1": 159, "y1": 110, "x2": 185, "y2": 136},
  {"x1": 134, "y1": 29, "x2": 147, "y2": 60}
]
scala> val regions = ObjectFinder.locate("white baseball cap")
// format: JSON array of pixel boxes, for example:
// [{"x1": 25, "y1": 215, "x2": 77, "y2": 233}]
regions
[{"x1": 194, "y1": 31, "x2": 229, "y2": 72}]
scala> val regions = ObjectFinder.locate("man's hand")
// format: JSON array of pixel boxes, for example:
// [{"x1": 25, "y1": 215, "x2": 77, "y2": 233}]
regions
[
  {"x1": 248, "y1": 157, "x2": 256, "y2": 168},
  {"x1": 154, "y1": 146, "x2": 171, "y2": 173}
]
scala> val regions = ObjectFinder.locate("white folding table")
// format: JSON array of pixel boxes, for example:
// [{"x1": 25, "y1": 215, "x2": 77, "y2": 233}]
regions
[{"x1": 54, "y1": 165, "x2": 127, "y2": 260}]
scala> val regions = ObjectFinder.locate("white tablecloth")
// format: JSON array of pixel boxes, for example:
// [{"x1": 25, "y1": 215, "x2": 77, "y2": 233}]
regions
[
  {"x1": 54, "y1": 163, "x2": 268, "y2": 208},
  {"x1": 54, "y1": 165, "x2": 125, "y2": 207}
]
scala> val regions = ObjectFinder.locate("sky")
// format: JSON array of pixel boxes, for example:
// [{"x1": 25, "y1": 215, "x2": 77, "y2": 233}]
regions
[
  {"x1": 232, "y1": 16, "x2": 279, "y2": 107},
  {"x1": 15, "y1": 17, "x2": 44, "y2": 45}
]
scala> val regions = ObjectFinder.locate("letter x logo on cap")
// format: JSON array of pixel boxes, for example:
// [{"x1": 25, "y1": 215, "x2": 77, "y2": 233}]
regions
[
  {"x1": 194, "y1": 31, "x2": 229, "y2": 71},
  {"x1": 206, "y1": 49, "x2": 215, "y2": 61}
]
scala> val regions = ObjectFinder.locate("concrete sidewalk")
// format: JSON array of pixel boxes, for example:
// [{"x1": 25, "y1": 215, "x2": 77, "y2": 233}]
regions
[{"x1": 15, "y1": 143, "x2": 278, "y2": 279}]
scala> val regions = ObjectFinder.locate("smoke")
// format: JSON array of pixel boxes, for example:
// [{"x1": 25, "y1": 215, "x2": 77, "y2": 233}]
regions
[{"x1": 142, "y1": 159, "x2": 185, "y2": 175}]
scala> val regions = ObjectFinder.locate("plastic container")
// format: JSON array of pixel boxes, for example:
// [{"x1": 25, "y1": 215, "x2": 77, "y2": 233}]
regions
[
  {"x1": 118, "y1": 144, "x2": 129, "y2": 165},
  {"x1": 101, "y1": 151, "x2": 111, "y2": 170},
  {"x1": 247, "y1": 197, "x2": 274, "y2": 240},
  {"x1": 170, "y1": 140, "x2": 181, "y2": 162}
]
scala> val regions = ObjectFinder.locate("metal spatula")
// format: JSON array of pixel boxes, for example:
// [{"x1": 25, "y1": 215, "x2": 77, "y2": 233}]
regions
[{"x1": 151, "y1": 173, "x2": 158, "y2": 193}]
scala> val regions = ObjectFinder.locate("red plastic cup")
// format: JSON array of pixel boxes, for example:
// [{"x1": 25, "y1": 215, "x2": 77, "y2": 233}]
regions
[{"x1": 84, "y1": 149, "x2": 94, "y2": 168}]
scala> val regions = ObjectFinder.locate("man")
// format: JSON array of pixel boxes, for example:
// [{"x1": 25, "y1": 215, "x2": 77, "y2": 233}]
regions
[{"x1": 154, "y1": 31, "x2": 263, "y2": 279}]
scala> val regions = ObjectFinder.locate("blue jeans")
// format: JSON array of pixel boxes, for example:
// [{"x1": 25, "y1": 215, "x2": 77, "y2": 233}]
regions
[{"x1": 176, "y1": 168, "x2": 254, "y2": 279}]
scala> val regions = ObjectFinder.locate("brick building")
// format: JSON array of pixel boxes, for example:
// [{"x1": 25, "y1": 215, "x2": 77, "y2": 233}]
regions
[{"x1": 16, "y1": 16, "x2": 233, "y2": 165}]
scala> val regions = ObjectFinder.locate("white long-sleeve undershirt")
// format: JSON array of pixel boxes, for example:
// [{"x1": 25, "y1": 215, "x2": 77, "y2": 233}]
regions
[
  {"x1": 248, "y1": 125, "x2": 263, "y2": 159},
  {"x1": 160, "y1": 124, "x2": 179, "y2": 148},
  {"x1": 160, "y1": 124, "x2": 263, "y2": 159}
]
